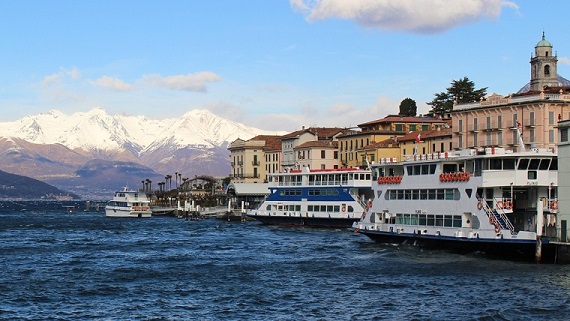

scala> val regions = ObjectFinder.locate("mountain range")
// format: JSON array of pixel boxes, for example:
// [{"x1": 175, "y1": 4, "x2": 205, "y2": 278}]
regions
[{"x1": 0, "y1": 108, "x2": 284, "y2": 199}]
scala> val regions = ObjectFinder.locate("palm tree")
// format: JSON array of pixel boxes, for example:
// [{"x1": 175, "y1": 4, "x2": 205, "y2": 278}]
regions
[{"x1": 166, "y1": 175, "x2": 172, "y2": 191}]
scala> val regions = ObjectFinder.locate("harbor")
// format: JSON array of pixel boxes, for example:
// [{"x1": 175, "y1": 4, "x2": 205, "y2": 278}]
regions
[{"x1": 1, "y1": 206, "x2": 569, "y2": 320}]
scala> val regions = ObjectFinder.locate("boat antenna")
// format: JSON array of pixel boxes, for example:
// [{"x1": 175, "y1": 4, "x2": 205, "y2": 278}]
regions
[
  {"x1": 516, "y1": 121, "x2": 527, "y2": 152},
  {"x1": 365, "y1": 156, "x2": 371, "y2": 170}
]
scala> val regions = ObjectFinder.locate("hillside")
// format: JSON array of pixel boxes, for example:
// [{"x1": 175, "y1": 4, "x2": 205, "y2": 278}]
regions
[{"x1": 0, "y1": 170, "x2": 80, "y2": 200}]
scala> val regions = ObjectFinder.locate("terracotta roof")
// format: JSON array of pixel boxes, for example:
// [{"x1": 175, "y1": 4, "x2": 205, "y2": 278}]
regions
[
  {"x1": 337, "y1": 129, "x2": 406, "y2": 138},
  {"x1": 282, "y1": 127, "x2": 346, "y2": 140},
  {"x1": 295, "y1": 140, "x2": 338, "y2": 149},
  {"x1": 360, "y1": 138, "x2": 399, "y2": 150},
  {"x1": 398, "y1": 128, "x2": 452, "y2": 142},
  {"x1": 249, "y1": 135, "x2": 282, "y2": 151},
  {"x1": 358, "y1": 115, "x2": 447, "y2": 127}
]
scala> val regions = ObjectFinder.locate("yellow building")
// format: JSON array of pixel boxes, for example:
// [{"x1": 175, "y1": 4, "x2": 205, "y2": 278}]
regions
[
  {"x1": 338, "y1": 115, "x2": 449, "y2": 167},
  {"x1": 397, "y1": 129, "x2": 453, "y2": 159},
  {"x1": 229, "y1": 135, "x2": 281, "y2": 183}
]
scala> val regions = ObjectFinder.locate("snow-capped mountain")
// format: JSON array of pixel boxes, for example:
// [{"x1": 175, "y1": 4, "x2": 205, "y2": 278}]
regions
[{"x1": 0, "y1": 108, "x2": 285, "y2": 198}]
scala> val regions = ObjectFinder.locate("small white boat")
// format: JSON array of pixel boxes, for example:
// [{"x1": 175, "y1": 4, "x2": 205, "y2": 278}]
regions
[{"x1": 105, "y1": 187, "x2": 152, "y2": 218}]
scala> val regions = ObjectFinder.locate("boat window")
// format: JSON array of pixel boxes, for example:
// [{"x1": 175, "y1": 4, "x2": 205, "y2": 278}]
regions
[
  {"x1": 435, "y1": 215, "x2": 444, "y2": 226},
  {"x1": 420, "y1": 190, "x2": 428, "y2": 200},
  {"x1": 414, "y1": 165, "x2": 421, "y2": 175},
  {"x1": 442, "y1": 164, "x2": 457, "y2": 173},
  {"x1": 436, "y1": 189, "x2": 444, "y2": 200},
  {"x1": 503, "y1": 159, "x2": 516, "y2": 170},
  {"x1": 377, "y1": 190, "x2": 382, "y2": 198},
  {"x1": 327, "y1": 205, "x2": 334, "y2": 212},
  {"x1": 444, "y1": 215, "x2": 453, "y2": 227},
  {"x1": 518, "y1": 158, "x2": 529, "y2": 170},
  {"x1": 445, "y1": 189, "x2": 455, "y2": 200},
  {"x1": 334, "y1": 205, "x2": 339, "y2": 212},
  {"x1": 550, "y1": 158, "x2": 558, "y2": 170},
  {"x1": 419, "y1": 215, "x2": 427, "y2": 225},
  {"x1": 539, "y1": 159, "x2": 550, "y2": 170},
  {"x1": 404, "y1": 190, "x2": 412, "y2": 200},
  {"x1": 406, "y1": 166, "x2": 413, "y2": 175},
  {"x1": 465, "y1": 189, "x2": 473, "y2": 198},
  {"x1": 490, "y1": 158, "x2": 502, "y2": 170},
  {"x1": 430, "y1": 164, "x2": 436, "y2": 174},
  {"x1": 427, "y1": 215, "x2": 435, "y2": 226},
  {"x1": 528, "y1": 171, "x2": 537, "y2": 179},
  {"x1": 453, "y1": 216, "x2": 462, "y2": 227},
  {"x1": 528, "y1": 159, "x2": 540, "y2": 170},
  {"x1": 348, "y1": 206, "x2": 354, "y2": 212},
  {"x1": 421, "y1": 165, "x2": 429, "y2": 175},
  {"x1": 412, "y1": 190, "x2": 420, "y2": 200}
]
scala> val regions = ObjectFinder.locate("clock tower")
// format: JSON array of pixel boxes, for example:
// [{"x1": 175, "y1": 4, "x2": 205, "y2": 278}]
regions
[{"x1": 529, "y1": 32, "x2": 558, "y2": 91}]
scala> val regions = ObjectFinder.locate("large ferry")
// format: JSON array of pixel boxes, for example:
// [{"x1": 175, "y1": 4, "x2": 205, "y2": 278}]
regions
[
  {"x1": 247, "y1": 167, "x2": 373, "y2": 228},
  {"x1": 353, "y1": 146, "x2": 561, "y2": 262},
  {"x1": 105, "y1": 187, "x2": 152, "y2": 218}
]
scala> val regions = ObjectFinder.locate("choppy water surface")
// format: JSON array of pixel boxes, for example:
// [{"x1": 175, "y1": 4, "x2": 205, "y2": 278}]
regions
[{"x1": 1, "y1": 201, "x2": 569, "y2": 320}]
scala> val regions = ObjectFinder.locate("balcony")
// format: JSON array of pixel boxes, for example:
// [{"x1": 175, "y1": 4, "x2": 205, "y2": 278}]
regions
[{"x1": 252, "y1": 160, "x2": 260, "y2": 166}]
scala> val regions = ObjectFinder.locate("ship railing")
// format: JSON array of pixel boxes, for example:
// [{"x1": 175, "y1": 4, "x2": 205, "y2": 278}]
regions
[
  {"x1": 542, "y1": 198, "x2": 558, "y2": 213},
  {"x1": 478, "y1": 197, "x2": 516, "y2": 235},
  {"x1": 493, "y1": 198, "x2": 516, "y2": 234}
]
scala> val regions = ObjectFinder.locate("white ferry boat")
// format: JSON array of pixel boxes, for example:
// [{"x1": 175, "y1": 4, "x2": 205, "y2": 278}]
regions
[
  {"x1": 247, "y1": 167, "x2": 373, "y2": 228},
  {"x1": 353, "y1": 146, "x2": 560, "y2": 262},
  {"x1": 105, "y1": 187, "x2": 152, "y2": 218}
]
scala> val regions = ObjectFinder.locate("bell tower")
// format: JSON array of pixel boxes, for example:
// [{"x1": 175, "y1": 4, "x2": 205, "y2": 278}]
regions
[{"x1": 529, "y1": 32, "x2": 558, "y2": 91}]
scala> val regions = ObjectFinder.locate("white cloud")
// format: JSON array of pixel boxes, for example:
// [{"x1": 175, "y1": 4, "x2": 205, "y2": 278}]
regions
[
  {"x1": 143, "y1": 71, "x2": 222, "y2": 92},
  {"x1": 91, "y1": 76, "x2": 134, "y2": 91},
  {"x1": 559, "y1": 57, "x2": 570, "y2": 65},
  {"x1": 291, "y1": 0, "x2": 519, "y2": 34},
  {"x1": 42, "y1": 67, "x2": 81, "y2": 86}
]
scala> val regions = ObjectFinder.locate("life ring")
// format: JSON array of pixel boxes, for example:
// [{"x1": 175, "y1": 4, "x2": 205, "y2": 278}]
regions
[
  {"x1": 361, "y1": 211, "x2": 366, "y2": 219},
  {"x1": 494, "y1": 224, "x2": 501, "y2": 233},
  {"x1": 439, "y1": 173, "x2": 445, "y2": 182},
  {"x1": 550, "y1": 200, "x2": 558, "y2": 210},
  {"x1": 489, "y1": 215, "x2": 495, "y2": 224},
  {"x1": 341, "y1": 205, "x2": 346, "y2": 212},
  {"x1": 503, "y1": 200, "x2": 512, "y2": 210},
  {"x1": 477, "y1": 201, "x2": 483, "y2": 210},
  {"x1": 496, "y1": 201, "x2": 503, "y2": 209},
  {"x1": 465, "y1": 172, "x2": 470, "y2": 180},
  {"x1": 368, "y1": 200, "x2": 373, "y2": 209}
]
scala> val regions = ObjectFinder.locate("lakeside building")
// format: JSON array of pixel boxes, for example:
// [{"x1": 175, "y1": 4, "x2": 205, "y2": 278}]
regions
[
  {"x1": 338, "y1": 115, "x2": 449, "y2": 167},
  {"x1": 280, "y1": 127, "x2": 346, "y2": 171},
  {"x1": 228, "y1": 135, "x2": 281, "y2": 184},
  {"x1": 451, "y1": 33, "x2": 570, "y2": 151},
  {"x1": 397, "y1": 128, "x2": 453, "y2": 160}
]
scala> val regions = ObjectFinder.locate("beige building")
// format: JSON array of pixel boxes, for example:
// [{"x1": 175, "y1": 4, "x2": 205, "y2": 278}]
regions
[
  {"x1": 229, "y1": 135, "x2": 281, "y2": 183},
  {"x1": 338, "y1": 115, "x2": 449, "y2": 167},
  {"x1": 451, "y1": 34, "x2": 570, "y2": 151},
  {"x1": 295, "y1": 140, "x2": 339, "y2": 170},
  {"x1": 281, "y1": 127, "x2": 345, "y2": 171}
]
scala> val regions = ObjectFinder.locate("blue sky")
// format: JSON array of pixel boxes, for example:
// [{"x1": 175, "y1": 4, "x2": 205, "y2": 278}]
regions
[{"x1": 1, "y1": 0, "x2": 569, "y2": 131}]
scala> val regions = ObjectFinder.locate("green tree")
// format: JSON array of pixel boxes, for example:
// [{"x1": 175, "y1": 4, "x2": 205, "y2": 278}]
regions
[
  {"x1": 399, "y1": 98, "x2": 417, "y2": 117},
  {"x1": 427, "y1": 77, "x2": 487, "y2": 116}
]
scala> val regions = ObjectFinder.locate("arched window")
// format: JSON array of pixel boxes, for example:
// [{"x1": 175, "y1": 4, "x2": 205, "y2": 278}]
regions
[{"x1": 545, "y1": 65, "x2": 550, "y2": 76}]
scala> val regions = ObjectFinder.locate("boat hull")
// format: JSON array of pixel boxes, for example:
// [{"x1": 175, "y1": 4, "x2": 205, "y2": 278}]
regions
[
  {"x1": 358, "y1": 229, "x2": 559, "y2": 263},
  {"x1": 248, "y1": 213, "x2": 359, "y2": 228},
  {"x1": 105, "y1": 208, "x2": 152, "y2": 218}
]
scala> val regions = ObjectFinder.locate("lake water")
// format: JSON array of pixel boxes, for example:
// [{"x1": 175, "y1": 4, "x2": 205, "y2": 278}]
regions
[{"x1": 1, "y1": 201, "x2": 569, "y2": 320}]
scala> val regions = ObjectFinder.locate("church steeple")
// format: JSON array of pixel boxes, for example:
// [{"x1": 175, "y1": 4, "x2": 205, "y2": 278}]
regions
[{"x1": 529, "y1": 32, "x2": 558, "y2": 91}]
